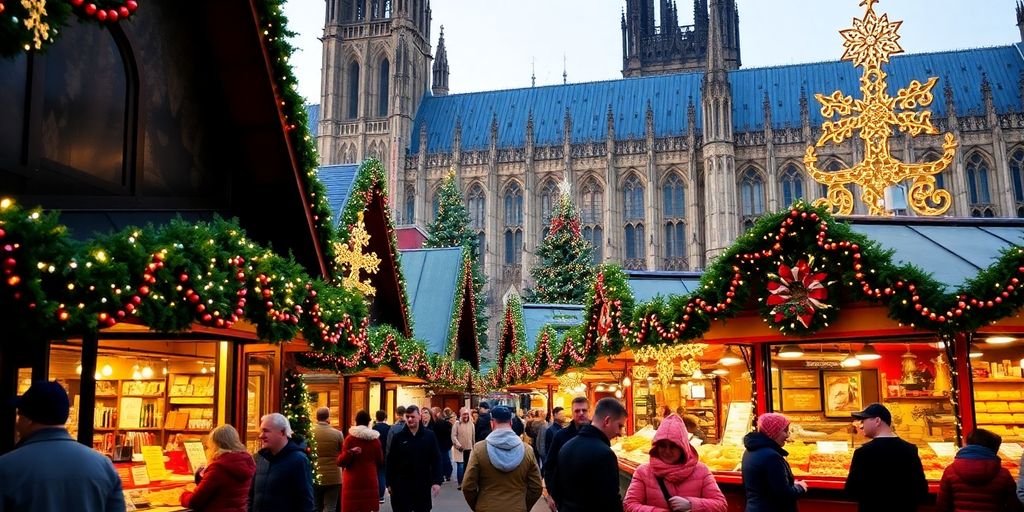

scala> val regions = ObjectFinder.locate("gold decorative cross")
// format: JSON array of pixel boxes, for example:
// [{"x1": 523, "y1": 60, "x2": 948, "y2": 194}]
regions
[
  {"x1": 804, "y1": 0, "x2": 957, "y2": 216},
  {"x1": 333, "y1": 212, "x2": 380, "y2": 297}
]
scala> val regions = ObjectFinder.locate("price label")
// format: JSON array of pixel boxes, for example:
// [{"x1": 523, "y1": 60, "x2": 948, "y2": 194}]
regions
[
  {"x1": 722, "y1": 402, "x2": 753, "y2": 445},
  {"x1": 184, "y1": 440, "x2": 208, "y2": 473},
  {"x1": 816, "y1": 441, "x2": 850, "y2": 454},
  {"x1": 141, "y1": 446, "x2": 167, "y2": 481},
  {"x1": 927, "y1": 442, "x2": 957, "y2": 458},
  {"x1": 130, "y1": 465, "x2": 150, "y2": 487}
]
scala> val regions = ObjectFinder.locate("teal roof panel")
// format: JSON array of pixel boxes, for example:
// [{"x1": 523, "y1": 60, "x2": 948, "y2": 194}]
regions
[
  {"x1": 522, "y1": 303, "x2": 585, "y2": 352},
  {"x1": 400, "y1": 247, "x2": 465, "y2": 355}
]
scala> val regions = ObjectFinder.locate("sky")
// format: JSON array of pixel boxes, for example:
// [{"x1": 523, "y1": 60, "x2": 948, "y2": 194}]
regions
[{"x1": 281, "y1": 0, "x2": 1022, "y2": 104}]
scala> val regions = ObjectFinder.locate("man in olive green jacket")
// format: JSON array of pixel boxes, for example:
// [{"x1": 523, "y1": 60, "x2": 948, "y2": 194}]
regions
[
  {"x1": 462, "y1": 406, "x2": 542, "y2": 512},
  {"x1": 312, "y1": 407, "x2": 345, "y2": 512}
]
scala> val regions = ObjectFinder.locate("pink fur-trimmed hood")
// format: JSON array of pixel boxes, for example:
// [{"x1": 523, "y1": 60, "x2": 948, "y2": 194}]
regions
[{"x1": 348, "y1": 425, "x2": 380, "y2": 440}]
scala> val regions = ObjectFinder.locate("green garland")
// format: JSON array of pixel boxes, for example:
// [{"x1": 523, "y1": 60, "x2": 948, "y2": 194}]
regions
[{"x1": 282, "y1": 368, "x2": 319, "y2": 485}]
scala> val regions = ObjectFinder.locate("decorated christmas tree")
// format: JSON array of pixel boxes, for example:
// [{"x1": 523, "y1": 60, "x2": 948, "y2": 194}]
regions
[
  {"x1": 282, "y1": 368, "x2": 319, "y2": 484},
  {"x1": 424, "y1": 171, "x2": 489, "y2": 351},
  {"x1": 529, "y1": 180, "x2": 596, "y2": 304}
]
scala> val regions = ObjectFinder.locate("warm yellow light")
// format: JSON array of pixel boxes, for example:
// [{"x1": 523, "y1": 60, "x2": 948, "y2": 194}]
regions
[
  {"x1": 141, "y1": 366, "x2": 154, "y2": 379},
  {"x1": 777, "y1": 344, "x2": 804, "y2": 358},
  {"x1": 622, "y1": 376, "x2": 632, "y2": 387},
  {"x1": 101, "y1": 364, "x2": 113, "y2": 376},
  {"x1": 719, "y1": 346, "x2": 744, "y2": 366},
  {"x1": 711, "y1": 367, "x2": 730, "y2": 376},
  {"x1": 985, "y1": 336, "x2": 1015, "y2": 345},
  {"x1": 94, "y1": 371, "x2": 102, "y2": 380},
  {"x1": 841, "y1": 354, "x2": 862, "y2": 367},
  {"x1": 0, "y1": 198, "x2": 11, "y2": 210},
  {"x1": 614, "y1": 389, "x2": 623, "y2": 399},
  {"x1": 855, "y1": 343, "x2": 882, "y2": 361},
  {"x1": 75, "y1": 363, "x2": 83, "y2": 375},
  {"x1": 94, "y1": 250, "x2": 108, "y2": 263}
]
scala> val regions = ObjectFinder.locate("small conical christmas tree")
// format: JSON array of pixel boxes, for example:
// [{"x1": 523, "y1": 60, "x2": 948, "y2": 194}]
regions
[
  {"x1": 425, "y1": 171, "x2": 489, "y2": 352},
  {"x1": 530, "y1": 180, "x2": 596, "y2": 304},
  {"x1": 282, "y1": 369, "x2": 319, "y2": 484}
]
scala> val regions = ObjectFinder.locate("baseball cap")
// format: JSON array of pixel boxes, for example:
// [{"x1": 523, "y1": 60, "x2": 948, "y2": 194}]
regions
[
  {"x1": 490, "y1": 406, "x2": 512, "y2": 422},
  {"x1": 15, "y1": 381, "x2": 70, "y2": 425},
  {"x1": 478, "y1": 401, "x2": 490, "y2": 410},
  {"x1": 851, "y1": 402, "x2": 891, "y2": 425}
]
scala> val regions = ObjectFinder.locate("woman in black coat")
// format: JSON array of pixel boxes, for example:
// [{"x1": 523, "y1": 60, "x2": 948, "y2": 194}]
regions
[{"x1": 741, "y1": 413, "x2": 808, "y2": 512}]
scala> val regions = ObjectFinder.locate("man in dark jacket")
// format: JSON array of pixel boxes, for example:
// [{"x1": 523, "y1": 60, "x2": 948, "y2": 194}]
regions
[
  {"x1": 249, "y1": 412, "x2": 315, "y2": 512},
  {"x1": 845, "y1": 403, "x2": 927, "y2": 512},
  {"x1": 373, "y1": 410, "x2": 392, "y2": 503},
  {"x1": 543, "y1": 397, "x2": 589, "y2": 509},
  {"x1": 386, "y1": 405, "x2": 407, "y2": 456},
  {"x1": 387, "y1": 405, "x2": 443, "y2": 512},
  {"x1": 556, "y1": 397, "x2": 626, "y2": 512},
  {"x1": 430, "y1": 410, "x2": 454, "y2": 482},
  {"x1": 541, "y1": 407, "x2": 565, "y2": 464},
  {"x1": 475, "y1": 402, "x2": 493, "y2": 443},
  {"x1": 510, "y1": 408, "x2": 525, "y2": 436}
]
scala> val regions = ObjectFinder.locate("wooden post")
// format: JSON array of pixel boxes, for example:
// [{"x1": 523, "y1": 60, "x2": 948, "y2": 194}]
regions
[{"x1": 77, "y1": 331, "x2": 99, "y2": 447}]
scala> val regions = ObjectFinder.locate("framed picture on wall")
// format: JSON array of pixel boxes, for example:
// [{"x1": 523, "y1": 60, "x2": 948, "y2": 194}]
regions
[{"x1": 823, "y1": 371, "x2": 863, "y2": 418}]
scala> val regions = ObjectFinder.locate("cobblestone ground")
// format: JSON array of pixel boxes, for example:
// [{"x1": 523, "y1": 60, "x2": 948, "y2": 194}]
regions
[{"x1": 378, "y1": 478, "x2": 551, "y2": 512}]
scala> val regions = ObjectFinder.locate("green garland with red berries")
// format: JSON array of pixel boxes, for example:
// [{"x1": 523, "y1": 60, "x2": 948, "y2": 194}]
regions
[{"x1": 1, "y1": 0, "x2": 139, "y2": 58}]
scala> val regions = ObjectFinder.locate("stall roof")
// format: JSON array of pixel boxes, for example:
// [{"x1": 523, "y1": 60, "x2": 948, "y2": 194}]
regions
[
  {"x1": 522, "y1": 303, "x2": 585, "y2": 352},
  {"x1": 400, "y1": 247, "x2": 465, "y2": 355},
  {"x1": 317, "y1": 164, "x2": 358, "y2": 228},
  {"x1": 849, "y1": 218, "x2": 1024, "y2": 290},
  {"x1": 627, "y1": 271, "x2": 704, "y2": 303}
]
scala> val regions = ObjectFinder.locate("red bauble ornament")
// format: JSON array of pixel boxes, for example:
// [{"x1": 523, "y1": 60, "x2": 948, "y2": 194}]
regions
[
  {"x1": 202, "y1": 314, "x2": 213, "y2": 323},
  {"x1": 179, "y1": 273, "x2": 189, "y2": 282},
  {"x1": 139, "y1": 285, "x2": 150, "y2": 296},
  {"x1": 96, "y1": 9, "x2": 107, "y2": 20},
  {"x1": 85, "y1": 3, "x2": 97, "y2": 15},
  {"x1": 107, "y1": 9, "x2": 118, "y2": 21},
  {"x1": 118, "y1": 6, "x2": 129, "y2": 18},
  {"x1": 126, "y1": 0, "x2": 138, "y2": 11}
]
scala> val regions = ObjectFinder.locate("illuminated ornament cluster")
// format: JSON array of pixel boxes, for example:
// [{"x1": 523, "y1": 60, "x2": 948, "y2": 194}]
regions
[
  {"x1": 805, "y1": 0, "x2": 956, "y2": 216},
  {"x1": 332, "y1": 212, "x2": 380, "y2": 297},
  {"x1": 766, "y1": 257, "x2": 832, "y2": 329},
  {"x1": 20, "y1": 0, "x2": 50, "y2": 50}
]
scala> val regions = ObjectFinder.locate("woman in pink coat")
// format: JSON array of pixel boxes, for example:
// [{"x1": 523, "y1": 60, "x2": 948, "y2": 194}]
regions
[{"x1": 624, "y1": 414, "x2": 728, "y2": 512}]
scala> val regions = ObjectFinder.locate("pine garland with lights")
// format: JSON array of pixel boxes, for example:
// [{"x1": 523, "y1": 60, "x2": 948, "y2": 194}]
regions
[
  {"x1": 424, "y1": 171, "x2": 488, "y2": 352},
  {"x1": 0, "y1": 0, "x2": 143, "y2": 58},
  {"x1": 282, "y1": 368, "x2": 319, "y2": 485},
  {"x1": 528, "y1": 186, "x2": 595, "y2": 304}
]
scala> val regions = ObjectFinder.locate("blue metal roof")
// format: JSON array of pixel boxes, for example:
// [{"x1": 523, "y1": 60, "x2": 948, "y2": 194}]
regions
[
  {"x1": 626, "y1": 270, "x2": 703, "y2": 303},
  {"x1": 522, "y1": 303, "x2": 585, "y2": 352},
  {"x1": 305, "y1": 104, "x2": 320, "y2": 138},
  {"x1": 318, "y1": 164, "x2": 358, "y2": 228},
  {"x1": 849, "y1": 221, "x2": 1024, "y2": 290},
  {"x1": 406, "y1": 45, "x2": 1024, "y2": 153},
  {"x1": 400, "y1": 247, "x2": 466, "y2": 355}
]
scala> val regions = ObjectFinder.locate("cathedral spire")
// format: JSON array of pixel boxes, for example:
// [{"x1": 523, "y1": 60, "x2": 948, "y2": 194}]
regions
[
  {"x1": 432, "y1": 25, "x2": 449, "y2": 96},
  {"x1": 1017, "y1": 0, "x2": 1024, "y2": 42},
  {"x1": 706, "y1": 0, "x2": 726, "y2": 73}
]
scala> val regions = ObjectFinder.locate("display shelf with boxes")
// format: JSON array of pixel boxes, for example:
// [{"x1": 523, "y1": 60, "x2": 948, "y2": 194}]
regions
[{"x1": 164, "y1": 373, "x2": 216, "y2": 445}]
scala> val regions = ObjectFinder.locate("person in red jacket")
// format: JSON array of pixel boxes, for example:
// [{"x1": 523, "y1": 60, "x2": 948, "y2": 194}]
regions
[
  {"x1": 937, "y1": 428, "x2": 1022, "y2": 512},
  {"x1": 623, "y1": 414, "x2": 727, "y2": 512},
  {"x1": 340, "y1": 410, "x2": 385, "y2": 512},
  {"x1": 180, "y1": 424, "x2": 257, "y2": 512}
]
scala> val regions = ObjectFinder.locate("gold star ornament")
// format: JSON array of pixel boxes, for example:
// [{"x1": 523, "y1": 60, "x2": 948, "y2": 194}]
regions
[{"x1": 333, "y1": 212, "x2": 380, "y2": 297}]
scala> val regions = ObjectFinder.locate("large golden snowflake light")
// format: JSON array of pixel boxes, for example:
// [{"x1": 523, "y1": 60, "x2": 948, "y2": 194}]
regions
[{"x1": 805, "y1": 0, "x2": 956, "y2": 216}]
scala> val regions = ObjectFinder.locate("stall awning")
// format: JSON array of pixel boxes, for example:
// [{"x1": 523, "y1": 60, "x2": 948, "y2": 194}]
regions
[
  {"x1": 522, "y1": 304, "x2": 585, "y2": 352},
  {"x1": 627, "y1": 271, "x2": 703, "y2": 303},
  {"x1": 849, "y1": 220, "x2": 1024, "y2": 290}
]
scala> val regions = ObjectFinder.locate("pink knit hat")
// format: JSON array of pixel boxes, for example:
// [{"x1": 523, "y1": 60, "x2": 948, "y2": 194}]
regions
[{"x1": 757, "y1": 413, "x2": 790, "y2": 440}]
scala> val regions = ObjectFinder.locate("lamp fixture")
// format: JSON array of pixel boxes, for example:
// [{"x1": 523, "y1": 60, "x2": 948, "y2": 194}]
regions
[
  {"x1": 595, "y1": 384, "x2": 606, "y2": 392},
  {"x1": 985, "y1": 336, "x2": 1015, "y2": 345},
  {"x1": 777, "y1": 344, "x2": 804, "y2": 358},
  {"x1": 855, "y1": 343, "x2": 882, "y2": 361},
  {"x1": 711, "y1": 366, "x2": 730, "y2": 376},
  {"x1": 719, "y1": 345, "x2": 743, "y2": 366},
  {"x1": 75, "y1": 361, "x2": 82, "y2": 375},
  {"x1": 969, "y1": 345, "x2": 983, "y2": 358},
  {"x1": 141, "y1": 361, "x2": 154, "y2": 379},
  {"x1": 622, "y1": 375, "x2": 632, "y2": 387},
  {"x1": 614, "y1": 389, "x2": 623, "y2": 399},
  {"x1": 101, "y1": 364, "x2": 113, "y2": 377},
  {"x1": 841, "y1": 352, "x2": 862, "y2": 367}
]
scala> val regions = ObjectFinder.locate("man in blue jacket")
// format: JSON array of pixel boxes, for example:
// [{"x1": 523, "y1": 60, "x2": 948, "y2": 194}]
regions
[
  {"x1": 0, "y1": 381, "x2": 124, "y2": 512},
  {"x1": 249, "y1": 412, "x2": 315, "y2": 512}
]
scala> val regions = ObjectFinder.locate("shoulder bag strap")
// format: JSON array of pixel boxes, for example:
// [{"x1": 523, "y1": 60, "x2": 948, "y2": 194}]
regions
[{"x1": 656, "y1": 476, "x2": 673, "y2": 505}]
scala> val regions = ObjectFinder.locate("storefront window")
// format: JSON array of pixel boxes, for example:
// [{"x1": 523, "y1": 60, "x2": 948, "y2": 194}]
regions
[
  {"x1": 969, "y1": 334, "x2": 1024, "y2": 479},
  {"x1": 245, "y1": 352, "x2": 275, "y2": 453},
  {"x1": 767, "y1": 340, "x2": 957, "y2": 480}
]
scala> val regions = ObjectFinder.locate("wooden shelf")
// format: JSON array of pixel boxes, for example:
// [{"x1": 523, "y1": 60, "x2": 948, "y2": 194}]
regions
[
  {"x1": 885, "y1": 396, "x2": 949, "y2": 401},
  {"x1": 164, "y1": 428, "x2": 211, "y2": 433},
  {"x1": 978, "y1": 422, "x2": 1024, "y2": 426},
  {"x1": 122, "y1": 395, "x2": 164, "y2": 398},
  {"x1": 974, "y1": 378, "x2": 1024, "y2": 383}
]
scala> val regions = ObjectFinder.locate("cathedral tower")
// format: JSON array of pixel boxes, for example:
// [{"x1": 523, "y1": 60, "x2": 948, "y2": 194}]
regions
[
  {"x1": 701, "y1": 0, "x2": 738, "y2": 259},
  {"x1": 319, "y1": 0, "x2": 434, "y2": 201},
  {"x1": 622, "y1": 0, "x2": 739, "y2": 77},
  {"x1": 432, "y1": 25, "x2": 449, "y2": 96}
]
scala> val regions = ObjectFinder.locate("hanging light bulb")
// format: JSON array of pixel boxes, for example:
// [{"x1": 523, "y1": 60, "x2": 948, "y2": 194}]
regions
[
  {"x1": 719, "y1": 345, "x2": 744, "y2": 366},
  {"x1": 101, "y1": 364, "x2": 113, "y2": 377},
  {"x1": 141, "y1": 364, "x2": 154, "y2": 379},
  {"x1": 614, "y1": 389, "x2": 623, "y2": 399},
  {"x1": 208, "y1": 365, "x2": 215, "y2": 374},
  {"x1": 162, "y1": 365, "x2": 169, "y2": 376},
  {"x1": 201, "y1": 367, "x2": 208, "y2": 374},
  {"x1": 94, "y1": 371, "x2": 102, "y2": 380},
  {"x1": 969, "y1": 345, "x2": 984, "y2": 358},
  {"x1": 75, "y1": 362, "x2": 83, "y2": 375},
  {"x1": 841, "y1": 352, "x2": 862, "y2": 367},
  {"x1": 132, "y1": 369, "x2": 142, "y2": 380},
  {"x1": 711, "y1": 366, "x2": 730, "y2": 376},
  {"x1": 855, "y1": 343, "x2": 881, "y2": 361},
  {"x1": 622, "y1": 375, "x2": 632, "y2": 387},
  {"x1": 985, "y1": 336, "x2": 1015, "y2": 345},
  {"x1": 778, "y1": 344, "x2": 804, "y2": 358}
]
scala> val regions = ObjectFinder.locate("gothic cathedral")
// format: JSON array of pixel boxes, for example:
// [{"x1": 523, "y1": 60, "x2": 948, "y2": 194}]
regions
[{"x1": 314, "y1": 0, "x2": 1024, "y2": 342}]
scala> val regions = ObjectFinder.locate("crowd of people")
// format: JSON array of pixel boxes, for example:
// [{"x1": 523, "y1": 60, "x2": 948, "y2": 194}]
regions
[{"x1": 3, "y1": 380, "x2": 1024, "y2": 511}]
